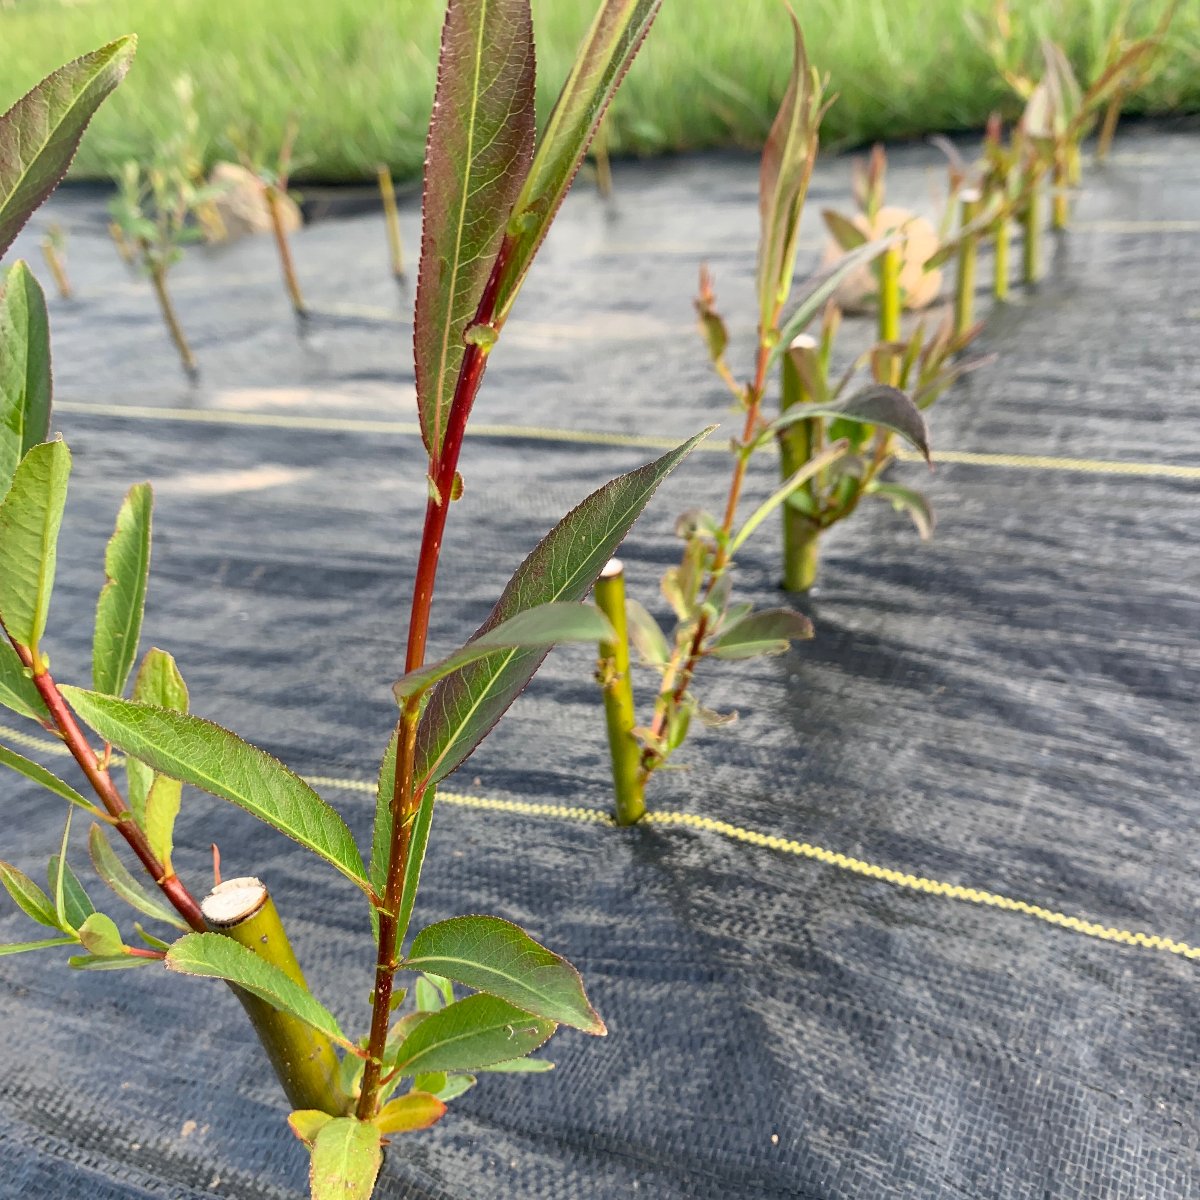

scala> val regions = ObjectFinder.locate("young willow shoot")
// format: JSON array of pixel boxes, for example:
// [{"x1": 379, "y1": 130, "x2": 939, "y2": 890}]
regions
[
  {"x1": 108, "y1": 158, "x2": 205, "y2": 376},
  {"x1": 590, "y1": 10, "x2": 930, "y2": 824},
  {"x1": 0, "y1": 6, "x2": 686, "y2": 1197},
  {"x1": 39, "y1": 223, "x2": 72, "y2": 300}
]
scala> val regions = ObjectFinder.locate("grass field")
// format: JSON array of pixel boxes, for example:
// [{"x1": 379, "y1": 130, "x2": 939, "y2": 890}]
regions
[{"x1": 0, "y1": 0, "x2": 1195, "y2": 183}]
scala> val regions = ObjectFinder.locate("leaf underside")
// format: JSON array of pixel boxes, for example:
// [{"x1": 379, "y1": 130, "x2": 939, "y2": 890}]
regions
[{"x1": 92, "y1": 483, "x2": 152, "y2": 697}]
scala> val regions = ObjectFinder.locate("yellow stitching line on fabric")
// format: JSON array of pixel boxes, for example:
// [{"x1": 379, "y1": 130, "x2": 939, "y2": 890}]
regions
[
  {"x1": 2, "y1": 722, "x2": 1194, "y2": 960},
  {"x1": 51, "y1": 402, "x2": 1200, "y2": 480}
]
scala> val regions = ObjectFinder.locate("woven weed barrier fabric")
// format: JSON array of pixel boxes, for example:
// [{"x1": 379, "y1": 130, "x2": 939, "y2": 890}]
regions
[{"x1": 1, "y1": 123, "x2": 1199, "y2": 1198}]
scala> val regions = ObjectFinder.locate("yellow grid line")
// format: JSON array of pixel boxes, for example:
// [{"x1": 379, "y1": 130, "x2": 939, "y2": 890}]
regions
[
  {"x1": 3, "y1": 724, "x2": 1194, "y2": 963},
  {"x1": 52, "y1": 402, "x2": 1200, "y2": 480}
]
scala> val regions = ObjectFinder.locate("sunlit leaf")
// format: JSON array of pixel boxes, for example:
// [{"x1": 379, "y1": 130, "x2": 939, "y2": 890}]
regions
[
  {"x1": 59, "y1": 688, "x2": 368, "y2": 891},
  {"x1": 0, "y1": 438, "x2": 71, "y2": 658},
  {"x1": 495, "y1": 0, "x2": 662, "y2": 323},
  {"x1": 414, "y1": 0, "x2": 535, "y2": 462},
  {"x1": 710, "y1": 608, "x2": 814, "y2": 660},
  {"x1": 625, "y1": 599, "x2": 669, "y2": 666},
  {"x1": 387, "y1": 992, "x2": 555, "y2": 1076},
  {"x1": 92, "y1": 484, "x2": 152, "y2": 698},
  {"x1": 0, "y1": 261, "x2": 51, "y2": 496},
  {"x1": 406, "y1": 915, "x2": 604, "y2": 1034},
  {"x1": 88, "y1": 821, "x2": 187, "y2": 930},
  {"x1": 76, "y1": 910, "x2": 124, "y2": 957},
  {"x1": 394, "y1": 603, "x2": 612, "y2": 701},
  {"x1": 0, "y1": 36, "x2": 137, "y2": 258},
  {"x1": 0, "y1": 742, "x2": 99, "y2": 816},
  {"x1": 373, "y1": 1091, "x2": 447, "y2": 1135},
  {"x1": 288, "y1": 1109, "x2": 333, "y2": 1147},
  {"x1": 478, "y1": 1056, "x2": 554, "y2": 1073},
  {"x1": 308, "y1": 1118, "x2": 383, "y2": 1200},
  {"x1": 415, "y1": 430, "x2": 710, "y2": 787},
  {"x1": 166, "y1": 932, "x2": 352, "y2": 1048},
  {"x1": 0, "y1": 859, "x2": 58, "y2": 928},
  {"x1": 126, "y1": 647, "x2": 188, "y2": 823},
  {"x1": 0, "y1": 636, "x2": 48, "y2": 723},
  {"x1": 143, "y1": 773, "x2": 181, "y2": 871}
]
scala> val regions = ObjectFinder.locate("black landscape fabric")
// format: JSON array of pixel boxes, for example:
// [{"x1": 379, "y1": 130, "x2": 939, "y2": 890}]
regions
[{"x1": 1, "y1": 124, "x2": 1199, "y2": 1198}]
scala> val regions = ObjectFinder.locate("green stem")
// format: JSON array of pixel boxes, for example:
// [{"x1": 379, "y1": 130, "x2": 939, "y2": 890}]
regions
[
  {"x1": 203, "y1": 878, "x2": 349, "y2": 1115},
  {"x1": 1097, "y1": 95, "x2": 1121, "y2": 162},
  {"x1": 877, "y1": 242, "x2": 901, "y2": 346},
  {"x1": 593, "y1": 561, "x2": 644, "y2": 825},
  {"x1": 953, "y1": 189, "x2": 981, "y2": 336},
  {"x1": 377, "y1": 164, "x2": 405, "y2": 280},
  {"x1": 778, "y1": 337, "x2": 822, "y2": 592},
  {"x1": 993, "y1": 216, "x2": 1009, "y2": 301},
  {"x1": 1051, "y1": 156, "x2": 1070, "y2": 230},
  {"x1": 1023, "y1": 175, "x2": 1042, "y2": 285}
]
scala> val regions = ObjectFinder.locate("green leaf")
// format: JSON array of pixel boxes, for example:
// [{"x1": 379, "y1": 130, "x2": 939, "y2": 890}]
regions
[
  {"x1": 308, "y1": 1119, "x2": 383, "y2": 1200},
  {"x1": 710, "y1": 608, "x2": 814, "y2": 660},
  {"x1": 495, "y1": 0, "x2": 662, "y2": 323},
  {"x1": 0, "y1": 742, "x2": 99, "y2": 816},
  {"x1": 478, "y1": 1056, "x2": 554, "y2": 1073},
  {"x1": 0, "y1": 636, "x2": 48, "y2": 723},
  {"x1": 771, "y1": 236, "x2": 895, "y2": 364},
  {"x1": 0, "y1": 438, "x2": 71, "y2": 658},
  {"x1": 48, "y1": 853, "x2": 94, "y2": 934},
  {"x1": 821, "y1": 208, "x2": 868, "y2": 252},
  {"x1": 415, "y1": 974, "x2": 446, "y2": 1013},
  {"x1": 68, "y1": 951, "x2": 152, "y2": 970},
  {"x1": 0, "y1": 935, "x2": 75, "y2": 956},
  {"x1": 126, "y1": 647, "x2": 188, "y2": 823},
  {"x1": 433, "y1": 1074, "x2": 477, "y2": 1100},
  {"x1": 373, "y1": 1091, "x2": 447, "y2": 1135},
  {"x1": 730, "y1": 441, "x2": 849, "y2": 555},
  {"x1": 88, "y1": 822, "x2": 187, "y2": 930},
  {"x1": 394, "y1": 603, "x2": 613, "y2": 701},
  {"x1": 0, "y1": 261, "x2": 51, "y2": 496},
  {"x1": 76, "y1": 910, "x2": 124, "y2": 956},
  {"x1": 866, "y1": 481, "x2": 936, "y2": 540},
  {"x1": 406, "y1": 914, "x2": 605, "y2": 1034},
  {"x1": 756, "y1": 9, "x2": 826, "y2": 329},
  {"x1": 414, "y1": 0, "x2": 535, "y2": 463},
  {"x1": 625, "y1": 599, "x2": 670, "y2": 667},
  {"x1": 758, "y1": 384, "x2": 930, "y2": 462},
  {"x1": 415, "y1": 430, "x2": 710, "y2": 788},
  {"x1": 0, "y1": 37, "x2": 137, "y2": 259},
  {"x1": 288, "y1": 1109, "x2": 334, "y2": 1146},
  {"x1": 0, "y1": 860, "x2": 58, "y2": 928},
  {"x1": 92, "y1": 484, "x2": 152, "y2": 697},
  {"x1": 58, "y1": 688, "x2": 369, "y2": 891},
  {"x1": 387, "y1": 992, "x2": 556, "y2": 1076},
  {"x1": 166, "y1": 932, "x2": 351, "y2": 1048},
  {"x1": 143, "y1": 773, "x2": 182, "y2": 871}
]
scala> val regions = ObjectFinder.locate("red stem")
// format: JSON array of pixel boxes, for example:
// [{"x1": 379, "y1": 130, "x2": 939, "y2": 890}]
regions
[{"x1": 13, "y1": 641, "x2": 206, "y2": 931}]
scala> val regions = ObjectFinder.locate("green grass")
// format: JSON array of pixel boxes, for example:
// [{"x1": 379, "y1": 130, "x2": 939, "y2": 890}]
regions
[{"x1": 0, "y1": 0, "x2": 1194, "y2": 183}]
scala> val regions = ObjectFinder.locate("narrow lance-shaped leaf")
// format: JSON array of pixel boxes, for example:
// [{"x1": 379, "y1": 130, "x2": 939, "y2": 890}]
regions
[
  {"x1": 88, "y1": 821, "x2": 188, "y2": 930},
  {"x1": 166, "y1": 933, "x2": 352, "y2": 1049},
  {"x1": 757, "y1": 8, "x2": 826, "y2": 331},
  {"x1": 866, "y1": 481, "x2": 936, "y2": 540},
  {"x1": 0, "y1": 860, "x2": 59, "y2": 929},
  {"x1": 709, "y1": 609, "x2": 814, "y2": 660},
  {"x1": 0, "y1": 935, "x2": 76, "y2": 956},
  {"x1": 48, "y1": 855, "x2": 95, "y2": 935},
  {"x1": 0, "y1": 635, "x2": 48, "y2": 723},
  {"x1": 0, "y1": 741, "x2": 100, "y2": 816},
  {"x1": 126, "y1": 646, "x2": 187, "y2": 823},
  {"x1": 369, "y1": 732, "x2": 436, "y2": 957},
  {"x1": 494, "y1": 0, "x2": 663, "y2": 324},
  {"x1": 0, "y1": 261, "x2": 51, "y2": 495},
  {"x1": 387, "y1": 992, "x2": 556, "y2": 1076},
  {"x1": 415, "y1": 428, "x2": 710, "y2": 788},
  {"x1": 0, "y1": 438, "x2": 71, "y2": 659},
  {"x1": 143, "y1": 774, "x2": 181, "y2": 871},
  {"x1": 405, "y1": 914, "x2": 605, "y2": 1034},
  {"x1": 771, "y1": 236, "x2": 895, "y2": 363},
  {"x1": 757, "y1": 384, "x2": 931, "y2": 462},
  {"x1": 0, "y1": 36, "x2": 137, "y2": 258},
  {"x1": 730, "y1": 441, "x2": 850, "y2": 555},
  {"x1": 308, "y1": 1119, "x2": 383, "y2": 1200},
  {"x1": 92, "y1": 483, "x2": 152, "y2": 697},
  {"x1": 58, "y1": 687, "x2": 369, "y2": 891},
  {"x1": 414, "y1": 0, "x2": 536, "y2": 463},
  {"x1": 394, "y1": 603, "x2": 613, "y2": 700}
]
